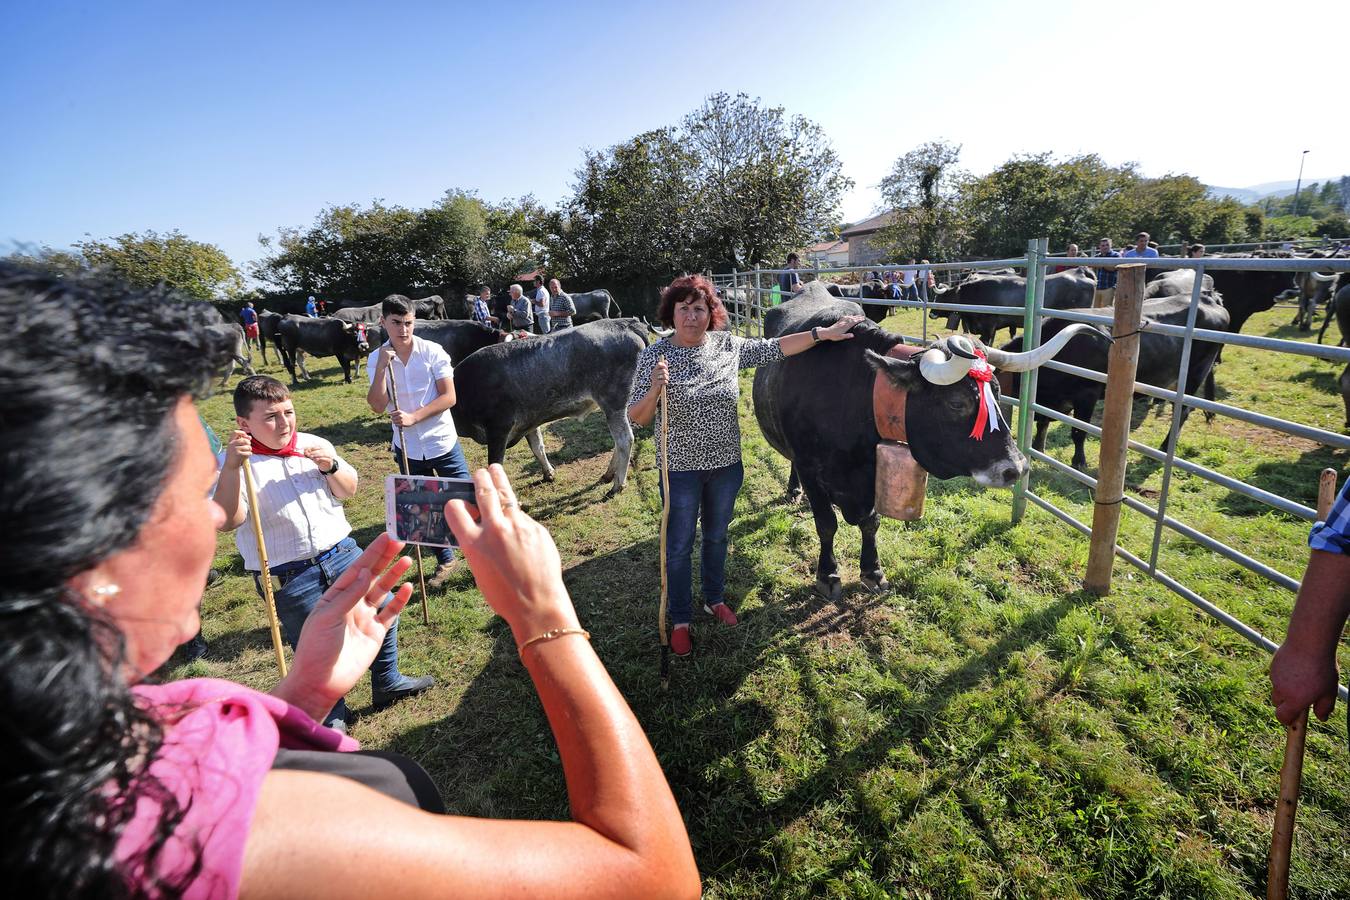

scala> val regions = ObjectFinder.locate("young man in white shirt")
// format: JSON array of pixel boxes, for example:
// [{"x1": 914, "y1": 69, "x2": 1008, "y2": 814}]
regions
[
  {"x1": 366, "y1": 294, "x2": 471, "y2": 575},
  {"x1": 215, "y1": 375, "x2": 435, "y2": 731},
  {"x1": 531, "y1": 275, "x2": 552, "y2": 335}
]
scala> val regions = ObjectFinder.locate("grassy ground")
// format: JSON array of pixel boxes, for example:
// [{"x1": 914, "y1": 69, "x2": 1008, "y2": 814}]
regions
[{"x1": 174, "y1": 305, "x2": 1349, "y2": 899}]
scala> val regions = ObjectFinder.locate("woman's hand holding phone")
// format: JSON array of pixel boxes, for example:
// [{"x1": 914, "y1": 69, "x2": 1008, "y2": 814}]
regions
[{"x1": 442, "y1": 465, "x2": 580, "y2": 643}]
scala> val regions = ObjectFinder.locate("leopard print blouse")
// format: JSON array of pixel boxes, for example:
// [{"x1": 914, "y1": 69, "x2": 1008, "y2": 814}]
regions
[{"x1": 629, "y1": 332, "x2": 784, "y2": 472}]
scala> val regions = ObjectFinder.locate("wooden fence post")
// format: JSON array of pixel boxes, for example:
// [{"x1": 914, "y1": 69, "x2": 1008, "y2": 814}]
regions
[{"x1": 1083, "y1": 262, "x2": 1147, "y2": 594}]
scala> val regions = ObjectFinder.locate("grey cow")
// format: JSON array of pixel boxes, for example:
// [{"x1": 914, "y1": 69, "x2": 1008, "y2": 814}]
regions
[{"x1": 449, "y1": 319, "x2": 647, "y2": 496}]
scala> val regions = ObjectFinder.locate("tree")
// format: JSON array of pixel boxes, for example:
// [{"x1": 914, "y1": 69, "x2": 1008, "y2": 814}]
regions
[
  {"x1": 544, "y1": 128, "x2": 701, "y2": 306},
  {"x1": 74, "y1": 230, "x2": 241, "y2": 300},
  {"x1": 3, "y1": 246, "x2": 86, "y2": 277},
  {"x1": 960, "y1": 154, "x2": 1130, "y2": 258},
  {"x1": 252, "y1": 190, "x2": 539, "y2": 299},
  {"x1": 682, "y1": 93, "x2": 851, "y2": 269},
  {"x1": 876, "y1": 140, "x2": 966, "y2": 261}
]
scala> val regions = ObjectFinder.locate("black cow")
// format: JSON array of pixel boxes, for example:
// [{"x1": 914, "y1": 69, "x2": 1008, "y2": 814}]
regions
[
  {"x1": 405, "y1": 320, "x2": 508, "y2": 365},
  {"x1": 1144, "y1": 269, "x2": 1213, "y2": 299},
  {"x1": 1202, "y1": 268, "x2": 1295, "y2": 348},
  {"x1": 333, "y1": 303, "x2": 383, "y2": 324},
  {"x1": 999, "y1": 291, "x2": 1229, "y2": 471},
  {"x1": 275, "y1": 316, "x2": 380, "y2": 384},
  {"x1": 220, "y1": 323, "x2": 256, "y2": 384},
  {"x1": 1323, "y1": 283, "x2": 1350, "y2": 349},
  {"x1": 1291, "y1": 270, "x2": 1340, "y2": 331},
  {"x1": 566, "y1": 289, "x2": 622, "y2": 324},
  {"x1": 198, "y1": 306, "x2": 255, "y2": 382},
  {"x1": 334, "y1": 294, "x2": 447, "y2": 325},
  {"x1": 931, "y1": 267, "x2": 1096, "y2": 344},
  {"x1": 825, "y1": 283, "x2": 861, "y2": 299},
  {"x1": 450, "y1": 319, "x2": 648, "y2": 495},
  {"x1": 256, "y1": 310, "x2": 284, "y2": 365},
  {"x1": 751, "y1": 282, "x2": 1098, "y2": 599}
]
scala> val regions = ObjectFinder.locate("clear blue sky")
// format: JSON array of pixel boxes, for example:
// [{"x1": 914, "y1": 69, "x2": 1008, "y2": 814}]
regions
[{"x1": 4, "y1": 0, "x2": 1348, "y2": 268}]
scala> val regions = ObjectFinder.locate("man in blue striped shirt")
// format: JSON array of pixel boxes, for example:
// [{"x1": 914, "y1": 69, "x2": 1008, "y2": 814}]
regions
[
  {"x1": 1270, "y1": 477, "x2": 1350, "y2": 743},
  {"x1": 471, "y1": 285, "x2": 498, "y2": 327},
  {"x1": 1093, "y1": 237, "x2": 1121, "y2": 308}
]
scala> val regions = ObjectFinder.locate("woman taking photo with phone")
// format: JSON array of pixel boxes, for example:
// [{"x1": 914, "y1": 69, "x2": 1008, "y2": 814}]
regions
[{"x1": 0, "y1": 262, "x2": 699, "y2": 899}]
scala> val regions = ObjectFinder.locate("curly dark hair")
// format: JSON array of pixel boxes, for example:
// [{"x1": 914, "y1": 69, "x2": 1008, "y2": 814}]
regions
[
  {"x1": 656, "y1": 274, "x2": 728, "y2": 331},
  {"x1": 0, "y1": 261, "x2": 234, "y2": 898}
]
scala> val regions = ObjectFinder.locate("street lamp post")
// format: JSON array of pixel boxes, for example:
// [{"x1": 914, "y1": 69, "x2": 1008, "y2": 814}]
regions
[{"x1": 1292, "y1": 149, "x2": 1310, "y2": 219}]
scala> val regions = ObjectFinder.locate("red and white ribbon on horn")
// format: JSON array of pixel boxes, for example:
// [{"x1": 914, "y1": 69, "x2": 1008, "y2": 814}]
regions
[{"x1": 966, "y1": 349, "x2": 999, "y2": 441}]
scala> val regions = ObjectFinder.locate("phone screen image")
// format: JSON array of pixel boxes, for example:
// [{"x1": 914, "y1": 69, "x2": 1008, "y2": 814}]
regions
[{"x1": 385, "y1": 474, "x2": 477, "y2": 548}]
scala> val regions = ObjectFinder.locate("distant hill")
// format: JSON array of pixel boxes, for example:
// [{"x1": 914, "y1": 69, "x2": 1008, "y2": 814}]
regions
[{"x1": 1206, "y1": 176, "x2": 1343, "y2": 204}]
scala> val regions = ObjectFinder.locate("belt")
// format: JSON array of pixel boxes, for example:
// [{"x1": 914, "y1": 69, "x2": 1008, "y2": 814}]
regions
[{"x1": 265, "y1": 541, "x2": 346, "y2": 578}]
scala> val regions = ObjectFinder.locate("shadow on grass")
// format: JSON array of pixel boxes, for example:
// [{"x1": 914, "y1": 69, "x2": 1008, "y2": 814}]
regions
[
  {"x1": 380, "y1": 488, "x2": 1093, "y2": 889},
  {"x1": 1221, "y1": 444, "x2": 1349, "y2": 517}
]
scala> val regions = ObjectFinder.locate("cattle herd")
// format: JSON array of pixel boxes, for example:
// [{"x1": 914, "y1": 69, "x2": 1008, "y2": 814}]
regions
[{"x1": 210, "y1": 252, "x2": 1347, "y2": 600}]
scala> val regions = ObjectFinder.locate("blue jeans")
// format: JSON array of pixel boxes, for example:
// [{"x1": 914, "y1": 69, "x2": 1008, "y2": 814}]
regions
[
  {"x1": 394, "y1": 442, "x2": 470, "y2": 565},
  {"x1": 260, "y1": 537, "x2": 406, "y2": 727},
  {"x1": 534, "y1": 310, "x2": 551, "y2": 334},
  {"x1": 659, "y1": 462, "x2": 744, "y2": 626}
]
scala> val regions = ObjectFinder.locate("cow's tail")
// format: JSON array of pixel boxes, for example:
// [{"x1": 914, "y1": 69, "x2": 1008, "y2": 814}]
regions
[{"x1": 607, "y1": 291, "x2": 621, "y2": 319}]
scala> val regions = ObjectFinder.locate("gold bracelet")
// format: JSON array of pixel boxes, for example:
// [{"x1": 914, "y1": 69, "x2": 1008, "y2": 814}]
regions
[{"x1": 517, "y1": 627, "x2": 591, "y2": 660}]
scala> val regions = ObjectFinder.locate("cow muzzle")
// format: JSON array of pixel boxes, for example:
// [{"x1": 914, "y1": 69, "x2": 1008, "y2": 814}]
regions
[{"x1": 971, "y1": 450, "x2": 1029, "y2": 489}]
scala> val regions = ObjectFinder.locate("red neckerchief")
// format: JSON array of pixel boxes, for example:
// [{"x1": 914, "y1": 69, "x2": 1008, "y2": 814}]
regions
[
  {"x1": 250, "y1": 431, "x2": 305, "y2": 458},
  {"x1": 967, "y1": 350, "x2": 999, "y2": 441}
]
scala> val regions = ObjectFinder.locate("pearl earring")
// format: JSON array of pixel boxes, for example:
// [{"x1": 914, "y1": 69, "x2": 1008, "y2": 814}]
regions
[{"x1": 90, "y1": 583, "x2": 121, "y2": 606}]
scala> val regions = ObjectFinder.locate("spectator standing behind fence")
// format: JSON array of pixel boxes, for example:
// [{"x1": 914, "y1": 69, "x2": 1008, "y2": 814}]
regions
[
  {"x1": 548, "y1": 277, "x2": 576, "y2": 329},
  {"x1": 777, "y1": 252, "x2": 803, "y2": 296},
  {"x1": 1187, "y1": 243, "x2": 1206, "y2": 258},
  {"x1": 215, "y1": 376, "x2": 435, "y2": 732},
  {"x1": 1123, "y1": 231, "x2": 1160, "y2": 260},
  {"x1": 916, "y1": 259, "x2": 932, "y2": 302},
  {"x1": 306, "y1": 294, "x2": 318, "y2": 317},
  {"x1": 1093, "y1": 238, "x2": 1121, "y2": 308},
  {"x1": 508, "y1": 284, "x2": 533, "y2": 332},
  {"x1": 531, "y1": 275, "x2": 551, "y2": 335},
  {"x1": 471, "y1": 284, "x2": 498, "y2": 327},
  {"x1": 1053, "y1": 243, "x2": 1080, "y2": 274},
  {"x1": 899, "y1": 260, "x2": 918, "y2": 302},
  {"x1": 1270, "y1": 477, "x2": 1350, "y2": 746}
]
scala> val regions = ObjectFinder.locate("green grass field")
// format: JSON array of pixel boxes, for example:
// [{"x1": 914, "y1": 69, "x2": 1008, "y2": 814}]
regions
[{"x1": 176, "y1": 304, "x2": 1349, "y2": 899}]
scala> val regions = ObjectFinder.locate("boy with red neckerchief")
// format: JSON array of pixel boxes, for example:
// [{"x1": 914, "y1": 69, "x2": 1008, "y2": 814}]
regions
[{"x1": 213, "y1": 375, "x2": 434, "y2": 732}]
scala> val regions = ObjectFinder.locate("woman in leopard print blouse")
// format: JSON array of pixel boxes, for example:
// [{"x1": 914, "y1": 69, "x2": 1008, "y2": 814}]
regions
[{"x1": 628, "y1": 275, "x2": 862, "y2": 657}]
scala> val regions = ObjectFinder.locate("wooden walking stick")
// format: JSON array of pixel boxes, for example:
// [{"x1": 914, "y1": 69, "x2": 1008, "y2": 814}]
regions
[
  {"x1": 385, "y1": 364, "x2": 431, "y2": 627},
  {"x1": 1267, "y1": 467, "x2": 1339, "y2": 900},
  {"x1": 240, "y1": 461, "x2": 288, "y2": 677},
  {"x1": 658, "y1": 365, "x2": 672, "y2": 688}
]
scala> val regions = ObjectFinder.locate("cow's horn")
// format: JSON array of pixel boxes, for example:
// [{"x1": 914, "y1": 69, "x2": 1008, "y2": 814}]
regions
[
  {"x1": 947, "y1": 334, "x2": 978, "y2": 360},
  {"x1": 982, "y1": 323, "x2": 1109, "y2": 372},
  {"x1": 918, "y1": 341, "x2": 974, "y2": 385},
  {"x1": 1311, "y1": 271, "x2": 1338, "y2": 282}
]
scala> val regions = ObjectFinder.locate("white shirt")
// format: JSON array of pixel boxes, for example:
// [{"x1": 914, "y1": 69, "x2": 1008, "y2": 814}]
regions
[
  {"x1": 899, "y1": 269, "x2": 916, "y2": 287},
  {"x1": 216, "y1": 432, "x2": 352, "y2": 569},
  {"x1": 532, "y1": 286, "x2": 550, "y2": 312},
  {"x1": 367, "y1": 334, "x2": 460, "y2": 459}
]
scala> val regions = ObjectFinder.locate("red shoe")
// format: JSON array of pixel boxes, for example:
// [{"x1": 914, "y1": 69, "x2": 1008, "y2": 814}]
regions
[
  {"x1": 705, "y1": 602, "x2": 738, "y2": 627},
  {"x1": 670, "y1": 624, "x2": 692, "y2": 657}
]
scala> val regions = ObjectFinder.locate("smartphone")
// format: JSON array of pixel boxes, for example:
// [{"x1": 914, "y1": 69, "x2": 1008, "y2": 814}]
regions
[{"x1": 385, "y1": 474, "x2": 477, "y2": 548}]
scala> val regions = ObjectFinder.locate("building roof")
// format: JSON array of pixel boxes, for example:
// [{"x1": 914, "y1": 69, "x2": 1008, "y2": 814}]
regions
[
  {"x1": 840, "y1": 211, "x2": 898, "y2": 237},
  {"x1": 807, "y1": 239, "x2": 849, "y2": 254}
]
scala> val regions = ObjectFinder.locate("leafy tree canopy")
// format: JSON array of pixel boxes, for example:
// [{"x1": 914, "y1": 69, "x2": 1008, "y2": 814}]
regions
[
  {"x1": 30, "y1": 230, "x2": 243, "y2": 300},
  {"x1": 253, "y1": 190, "x2": 539, "y2": 300}
]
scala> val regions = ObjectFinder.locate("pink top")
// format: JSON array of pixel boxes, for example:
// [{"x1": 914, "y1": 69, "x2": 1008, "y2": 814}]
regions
[{"x1": 116, "y1": 678, "x2": 358, "y2": 898}]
